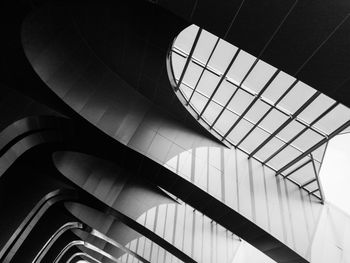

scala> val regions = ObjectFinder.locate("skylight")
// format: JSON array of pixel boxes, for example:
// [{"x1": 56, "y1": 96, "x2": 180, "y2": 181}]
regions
[{"x1": 168, "y1": 25, "x2": 350, "y2": 201}]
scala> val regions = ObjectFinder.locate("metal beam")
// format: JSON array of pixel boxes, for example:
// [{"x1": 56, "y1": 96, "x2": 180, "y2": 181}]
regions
[
  {"x1": 249, "y1": 91, "x2": 321, "y2": 158},
  {"x1": 172, "y1": 47, "x2": 328, "y2": 138},
  {"x1": 236, "y1": 79, "x2": 298, "y2": 147},
  {"x1": 310, "y1": 153, "x2": 325, "y2": 202},
  {"x1": 210, "y1": 58, "x2": 259, "y2": 129},
  {"x1": 198, "y1": 48, "x2": 241, "y2": 118},
  {"x1": 276, "y1": 120, "x2": 350, "y2": 175},
  {"x1": 175, "y1": 28, "x2": 202, "y2": 91},
  {"x1": 282, "y1": 158, "x2": 312, "y2": 178},
  {"x1": 300, "y1": 178, "x2": 316, "y2": 188},
  {"x1": 222, "y1": 69, "x2": 280, "y2": 139},
  {"x1": 188, "y1": 37, "x2": 220, "y2": 104},
  {"x1": 263, "y1": 101, "x2": 339, "y2": 164}
]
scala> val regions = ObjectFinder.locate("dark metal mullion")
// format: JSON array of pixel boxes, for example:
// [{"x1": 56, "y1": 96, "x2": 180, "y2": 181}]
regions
[
  {"x1": 187, "y1": 37, "x2": 220, "y2": 105},
  {"x1": 248, "y1": 90, "x2": 321, "y2": 158},
  {"x1": 310, "y1": 153, "x2": 324, "y2": 202},
  {"x1": 175, "y1": 28, "x2": 202, "y2": 91},
  {"x1": 210, "y1": 58, "x2": 260, "y2": 129},
  {"x1": 236, "y1": 79, "x2": 298, "y2": 147},
  {"x1": 310, "y1": 189, "x2": 319, "y2": 194},
  {"x1": 283, "y1": 158, "x2": 312, "y2": 179},
  {"x1": 198, "y1": 48, "x2": 241, "y2": 119},
  {"x1": 263, "y1": 101, "x2": 339, "y2": 164},
  {"x1": 276, "y1": 120, "x2": 350, "y2": 176},
  {"x1": 222, "y1": 69, "x2": 280, "y2": 140},
  {"x1": 300, "y1": 178, "x2": 317, "y2": 188},
  {"x1": 175, "y1": 48, "x2": 328, "y2": 138}
]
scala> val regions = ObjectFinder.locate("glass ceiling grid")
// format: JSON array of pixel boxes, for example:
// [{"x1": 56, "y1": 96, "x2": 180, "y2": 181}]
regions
[
  {"x1": 263, "y1": 102, "x2": 339, "y2": 164},
  {"x1": 170, "y1": 25, "x2": 350, "y2": 202}
]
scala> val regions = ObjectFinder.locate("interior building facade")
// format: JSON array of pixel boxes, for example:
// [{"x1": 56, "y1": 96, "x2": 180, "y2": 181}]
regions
[{"x1": 1, "y1": 0, "x2": 350, "y2": 262}]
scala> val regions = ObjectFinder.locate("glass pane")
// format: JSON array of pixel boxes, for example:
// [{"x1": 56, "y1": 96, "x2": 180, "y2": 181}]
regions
[
  {"x1": 242, "y1": 60, "x2": 276, "y2": 94},
  {"x1": 202, "y1": 101, "x2": 223, "y2": 125},
  {"x1": 208, "y1": 39, "x2": 238, "y2": 73},
  {"x1": 227, "y1": 89, "x2": 254, "y2": 115},
  {"x1": 239, "y1": 123, "x2": 268, "y2": 153},
  {"x1": 292, "y1": 129, "x2": 324, "y2": 152},
  {"x1": 226, "y1": 118, "x2": 254, "y2": 145},
  {"x1": 259, "y1": 108, "x2": 288, "y2": 133},
  {"x1": 262, "y1": 71, "x2": 296, "y2": 104},
  {"x1": 304, "y1": 180, "x2": 318, "y2": 192},
  {"x1": 239, "y1": 126, "x2": 269, "y2": 151},
  {"x1": 253, "y1": 135, "x2": 284, "y2": 161},
  {"x1": 314, "y1": 104, "x2": 350, "y2": 134},
  {"x1": 215, "y1": 109, "x2": 238, "y2": 135},
  {"x1": 171, "y1": 52, "x2": 186, "y2": 80},
  {"x1": 193, "y1": 30, "x2": 218, "y2": 63},
  {"x1": 277, "y1": 120, "x2": 305, "y2": 142},
  {"x1": 287, "y1": 161, "x2": 315, "y2": 184},
  {"x1": 183, "y1": 61, "x2": 204, "y2": 88},
  {"x1": 281, "y1": 156, "x2": 309, "y2": 175},
  {"x1": 269, "y1": 145, "x2": 302, "y2": 170},
  {"x1": 196, "y1": 70, "x2": 220, "y2": 98},
  {"x1": 174, "y1": 25, "x2": 199, "y2": 54},
  {"x1": 179, "y1": 83, "x2": 193, "y2": 100},
  {"x1": 278, "y1": 82, "x2": 316, "y2": 114},
  {"x1": 298, "y1": 94, "x2": 335, "y2": 124},
  {"x1": 191, "y1": 92, "x2": 208, "y2": 113},
  {"x1": 245, "y1": 100, "x2": 271, "y2": 124},
  {"x1": 227, "y1": 50, "x2": 256, "y2": 86},
  {"x1": 212, "y1": 80, "x2": 236, "y2": 106}
]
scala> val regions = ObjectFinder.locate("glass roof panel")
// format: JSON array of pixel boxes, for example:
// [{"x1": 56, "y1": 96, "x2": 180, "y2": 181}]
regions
[
  {"x1": 179, "y1": 83, "x2": 193, "y2": 100},
  {"x1": 304, "y1": 180, "x2": 318, "y2": 192},
  {"x1": 269, "y1": 146, "x2": 302, "y2": 170},
  {"x1": 241, "y1": 127, "x2": 270, "y2": 155},
  {"x1": 171, "y1": 52, "x2": 186, "y2": 80},
  {"x1": 173, "y1": 25, "x2": 198, "y2": 54},
  {"x1": 238, "y1": 125, "x2": 268, "y2": 153},
  {"x1": 193, "y1": 32, "x2": 218, "y2": 63},
  {"x1": 278, "y1": 82, "x2": 316, "y2": 114},
  {"x1": 245, "y1": 100, "x2": 271, "y2": 123},
  {"x1": 202, "y1": 101, "x2": 223, "y2": 125},
  {"x1": 208, "y1": 39, "x2": 238, "y2": 73},
  {"x1": 242, "y1": 60, "x2": 276, "y2": 94},
  {"x1": 226, "y1": 119, "x2": 254, "y2": 146},
  {"x1": 195, "y1": 70, "x2": 221, "y2": 98},
  {"x1": 292, "y1": 129, "x2": 324, "y2": 152},
  {"x1": 280, "y1": 156, "x2": 310, "y2": 175},
  {"x1": 227, "y1": 89, "x2": 254, "y2": 115},
  {"x1": 212, "y1": 80, "x2": 236, "y2": 106},
  {"x1": 298, "y1": 94, "x2": 335, "y2": 125},
  {"x1": 254, "y1": 137, "x2": 285, "y2": 163},
  {"x1": 276, "y1": 120, "x2": 305, "y2": 142},
  {"x1": 259, "y1": 109, "x2": 288, "y2": 133},
  {"x1": 314, "y1": 104, "x2": 350, "y2": 134},
  {"x1": 215, "y1": 109, "x2": 238, "y2": 135},
  {"x1": 262, "y1": 71, "x2": 296, "y2": 104},
  {"x1": 182, "y1": 61, "x2": 204, "y2": 88},
  {"x1": 226, "y1": 50, "x2": 256, "y2": 86},
  {"x1": 287, "y1": 162, "x2": 315, "y2": 185},
  {"x1": 190, "y1": 91, "x2": 208, "y2": 113}
]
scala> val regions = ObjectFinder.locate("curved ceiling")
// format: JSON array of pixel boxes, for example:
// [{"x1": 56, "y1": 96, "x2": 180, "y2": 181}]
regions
[{"x1": 20, "y1": 0, "x2": 343, "y2": 262}]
